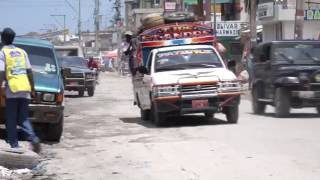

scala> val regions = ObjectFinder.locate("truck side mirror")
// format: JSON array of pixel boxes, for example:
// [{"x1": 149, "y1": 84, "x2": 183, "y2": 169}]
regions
[
  {"x1": 227, "y1": 60, "x2": 236, "y2": 70},
  {"x1": 61, "y1": 68, "x2": 71, "y2": 76},
  {"x1": 138, "y1": 66, "x2": 148, "y2": 74}
]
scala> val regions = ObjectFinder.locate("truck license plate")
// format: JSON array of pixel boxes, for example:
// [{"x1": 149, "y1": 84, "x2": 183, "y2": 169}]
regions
[
  {"x1": 192, "y1": 100, "x2": 208, "y2": 108},
  {"x1": 70, "y1": 82, "x2": 78, "y2": 85},
  {"x1": 299, "y1": 91, "x2": 315, "y2": 98}
]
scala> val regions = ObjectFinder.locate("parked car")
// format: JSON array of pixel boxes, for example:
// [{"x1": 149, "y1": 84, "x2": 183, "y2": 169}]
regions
[
  {"x1": 0, "y1": 38, "x2": 65, "y2": 141},
  {"x1": 58, "y1": 56, "x2": 96, "y2": 97},
  {"x1": 251, "y1": 40, "x2": 320, "y2": 117}
]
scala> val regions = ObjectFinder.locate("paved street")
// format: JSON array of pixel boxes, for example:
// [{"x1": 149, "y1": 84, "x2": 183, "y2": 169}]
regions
[{"x1": 42, "y1": 72, "x2": 320, "y2": 180}]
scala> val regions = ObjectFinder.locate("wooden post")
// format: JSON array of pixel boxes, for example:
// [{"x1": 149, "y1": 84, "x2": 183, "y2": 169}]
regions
[
  {"x1": 250, "y1": 0, "x2": 257, "y2": 47},
  {"x1": 197, "y1": 0, "x2": 204, "y2": 20},
  {"x1": 295, "y1": 0, "x2": 304, "y2": 39}
]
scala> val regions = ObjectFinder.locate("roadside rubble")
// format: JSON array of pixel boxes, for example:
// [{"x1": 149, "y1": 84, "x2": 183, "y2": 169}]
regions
[
  {"x1": 0, "y1": 141, "x2": 42, "y2": 179},
  {"x1": 0, "y1": 165, "x2": 32, "y2": 179}
]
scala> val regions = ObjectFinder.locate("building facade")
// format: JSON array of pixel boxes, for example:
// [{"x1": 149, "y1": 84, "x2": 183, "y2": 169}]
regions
[{"x1": 258, "y1": 0, "x2": 320, "y2": 42}]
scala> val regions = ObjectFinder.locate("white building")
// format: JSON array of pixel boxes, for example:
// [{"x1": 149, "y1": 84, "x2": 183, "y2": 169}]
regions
[{"x1": 258, "y1": 0, "x2": 320, "y2": 42}]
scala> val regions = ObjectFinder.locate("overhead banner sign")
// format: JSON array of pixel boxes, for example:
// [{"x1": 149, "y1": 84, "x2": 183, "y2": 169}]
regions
[
  {"x1": 305, "y1": 9, "x2": 320, "y2": 20},
  {"x1": 257, "y1": 2, "x2": 274, "y2": 19},
  {"x1": 165, "y1": 2, "x2": 177, "y2": 11},
  {"x1": 215, "y1": 22, "x2": 242, "y2": 37}
]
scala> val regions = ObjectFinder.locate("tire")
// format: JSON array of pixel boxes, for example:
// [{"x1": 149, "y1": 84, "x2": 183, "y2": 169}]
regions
[
  {"x1": 45, "y1": 115, "x2": 64, "y2": 142},
  {"x1": 88, "y1": 87, "x2": 95, "y2": 97},
  {"x1": 275, "y1": 87, "x2": 291, "y2": 118},
  {"x1": 204, "y1": 112, "x2": 214, "y2": 119},
  {"x1": 316, "y1": 107, "x2": 320, "y2": 114},
  {"x1": 151, "y1": 104, "x2": 166, "y2": 127},
  {"x1": 252, "y1": 85, "x2": 266, "y2": 114},
  {"x1": 225, "y1": 105, "x2": 239, "y2": 124},
  {"x1": 0, "y1": 148, "x2": 40, "y2": 169},
  {"x1": 140, "y1": 108, "x2": 150, "y2": 121},
  {"x1": 78, "y1": 90, "x2": 84, "y2": 97}
]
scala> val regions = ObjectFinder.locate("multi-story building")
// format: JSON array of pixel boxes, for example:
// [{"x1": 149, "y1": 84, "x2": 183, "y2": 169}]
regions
[
  {"x1": 125, "y1": 0, "x2": 164, "y2": 32},
  {"x1": 258, "y1": 0, "x2": 320, "y2": 41}
]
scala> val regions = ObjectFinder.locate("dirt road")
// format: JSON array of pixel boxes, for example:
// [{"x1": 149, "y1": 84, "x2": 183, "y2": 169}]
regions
[{"x1": 42, "y1": 72, "x2": 320, "y2": 180}]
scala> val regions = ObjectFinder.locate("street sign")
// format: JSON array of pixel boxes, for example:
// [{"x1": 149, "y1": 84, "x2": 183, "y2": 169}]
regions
[
  {"x1": 305, "y1": 9, "x2": 320, "y2": 20},
  {"x1": 215, "y1": 22, "x2": 242, "y2": 37},
  {"x1": 257, "y1": 2, "x2": 274, "y2": 19},
  {"x1": 165, "y1": 2, "x2": 176, "y2": 11}
]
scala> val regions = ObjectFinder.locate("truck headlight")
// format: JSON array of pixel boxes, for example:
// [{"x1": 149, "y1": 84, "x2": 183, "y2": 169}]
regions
[
  {"x1": 218, "y1": 81, "x2": 241, "y2": 92},
  {"x1": 42, "y1": 93, "x2": 56, "y2": 102},
  {"x1": 314, "y1": 74, "x2": 320, "y2": 82},
  {"x1": 153, "y1": 85, "x2": 180, "y2": 97},
  {"x1": 86, "y1": 73, "x2": 95, "y2": 79}
]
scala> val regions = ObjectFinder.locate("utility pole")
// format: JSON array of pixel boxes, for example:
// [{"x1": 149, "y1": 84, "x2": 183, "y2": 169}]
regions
[
  {"x1": 294, "y1": 0, "x2": 304, "y2": 40},
  {"x1": 205, "y1": 0, "x2": 211, "y2": 21},
  {"x1": 197, "y1": 0, "x2": 204, "y2": 20},
  {"x1": 78, "y1": 0, "x2": 82, "y2": 46},
  {"x1": 250, "y1": 0, "x2": 257, "y2": 48},
  {"x1": 114, "y1": 0, "x2": 122, "y2": 62},
  {"x1": 51, "y1": 14, "x2": 66, "y2": 44},
  {"x1": 213, "y1": 0, "x2": 216, "y2": 35},
  {"x1": 94, "y1": 0, "x2": 100, "y2": 51}
]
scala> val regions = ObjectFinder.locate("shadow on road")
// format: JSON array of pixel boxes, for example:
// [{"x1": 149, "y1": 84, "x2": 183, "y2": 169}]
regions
[
  {"x1": 0, "y1": 126, "x2": 60, "y2": 145},
  {"x1": 120, "y1": 115, "x2": 230, "y2": 128},
  {"x1": 248, "y1": 112, "x2": 320, "y2": 119},
  {"x1": 65, "y1": 95, "x2": 91, "y2": 98}
]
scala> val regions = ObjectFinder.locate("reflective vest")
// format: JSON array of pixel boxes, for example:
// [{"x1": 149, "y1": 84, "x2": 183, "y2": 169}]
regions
[{"x1": 2, "y1": 47, "x2": 31, "y2": 93}]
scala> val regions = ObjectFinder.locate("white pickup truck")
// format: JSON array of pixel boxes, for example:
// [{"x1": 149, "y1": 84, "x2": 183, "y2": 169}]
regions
[{"x1": 133, "y1": 44, "x2": 242, "y2": 126}]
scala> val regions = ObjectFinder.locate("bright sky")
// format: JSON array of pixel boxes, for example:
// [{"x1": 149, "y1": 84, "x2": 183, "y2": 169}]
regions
[{"x1": 0, "y1": 0, "x2": 122, "y2": 35}]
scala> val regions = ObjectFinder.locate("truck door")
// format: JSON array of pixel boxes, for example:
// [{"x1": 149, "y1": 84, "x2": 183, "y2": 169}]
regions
[{"x1": 139, "y1": 52, "x2": 153, "y2": 110}]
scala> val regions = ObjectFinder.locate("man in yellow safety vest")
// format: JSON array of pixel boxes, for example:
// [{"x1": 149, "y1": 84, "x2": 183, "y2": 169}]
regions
[{"x1": 0, "y1": 28, "x2": 41, "y2": 153}]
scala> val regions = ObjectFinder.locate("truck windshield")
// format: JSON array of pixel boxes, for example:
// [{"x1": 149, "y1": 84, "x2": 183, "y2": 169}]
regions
[
  {"x1": 155, "y1": 48, "x2": 222, "y2": 72},
  {"x1": 272, "y1": 44, "x2": 320, "y2": 64},
  {"x1": 16, "y1": 45, "x2": 58, "y2": 74},
  {"x1": 55, "y1": 49, "x2": 79, "y2": 57},
  {"x1": 59, "y1": 57, "x2": 88, "y2": 69}
]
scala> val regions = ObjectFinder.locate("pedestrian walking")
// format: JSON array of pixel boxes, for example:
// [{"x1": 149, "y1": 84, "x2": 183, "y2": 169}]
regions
[{"x1": 0, "y1": 28, "x2": 41, "y2": 153}]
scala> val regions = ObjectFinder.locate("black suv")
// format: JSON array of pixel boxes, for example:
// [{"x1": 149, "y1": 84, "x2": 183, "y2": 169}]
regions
[
  {"x1": 58, "y1": 56, "x2": 96, "y2": 97},
  {"x1": 251, "y1": 41, "x2": 320, "y2": 117}
]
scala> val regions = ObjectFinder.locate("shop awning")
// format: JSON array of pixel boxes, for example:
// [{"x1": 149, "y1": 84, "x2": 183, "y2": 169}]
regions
[{"x1": 184, "y1": 0, "x2": 233, "y2": 5}]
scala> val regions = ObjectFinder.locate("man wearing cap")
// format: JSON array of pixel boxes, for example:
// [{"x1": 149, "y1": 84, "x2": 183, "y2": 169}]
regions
[
  {"x1": 0, "y1": 28, "x2": 41, "y2": 153},
  {"x1": 124, "y1": 31, "x2": 136, "y2": 75}
]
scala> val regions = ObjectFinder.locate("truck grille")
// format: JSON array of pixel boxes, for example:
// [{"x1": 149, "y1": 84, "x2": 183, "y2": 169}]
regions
[
  {"x1": 181, "y1": 84, "x2": 217, "y2": 98},
  {"x1": 67, "y1": 73, "x2": 85, "y2": 79}
]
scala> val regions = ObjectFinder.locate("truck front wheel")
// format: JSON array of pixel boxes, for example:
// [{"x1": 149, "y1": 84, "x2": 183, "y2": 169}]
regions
[
  {"x1": 45, "y1": 115, "x2": 64, "y2": 142},
  {"x1": 78, "y1": 90, "x2": 84, "y2": 97},
  {"x1": 88, "y1": 87, "x2": 95, "y2": 97},
  {"x1": 252, "y1": 85, "x2": 266, "y2": 114},
  {"x1": 151, "y1": 104, "x2": 166, "y2": 127},
  {"x1": 140, "y1": 108, "x2": 150, "y2": 121},
  {"x1": 316, "y1": 107, "x2": 320, "y2": 115},
  {"x1": 275, "y1": 87, "x2": 290, "y2": 118},
  {"x1": 225, "y1": 105, "x2": 239, "y2": 124}
]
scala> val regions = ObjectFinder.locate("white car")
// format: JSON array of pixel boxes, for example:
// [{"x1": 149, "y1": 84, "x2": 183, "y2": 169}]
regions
[{"x1": 133, "y1": 45, "x2": 242, "y2": 126}]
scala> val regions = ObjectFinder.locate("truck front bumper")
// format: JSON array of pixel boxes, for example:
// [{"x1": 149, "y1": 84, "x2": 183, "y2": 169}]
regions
[
  {"x1": 65, "y1": 79, "x2": 95, "y2": 91},
  {"x1": 291, "y1": 91, "x2": 320, "y2": 107},
  {"x1": 29, "y1": 104, "x2": 64, "y2": 124},
  {"x1": 153, "y1": 92, "x2": 241, "y2": 115}
]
